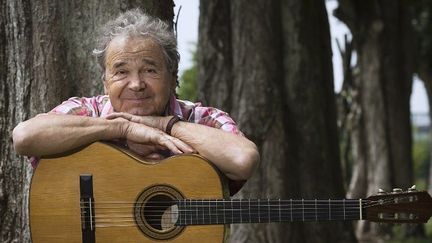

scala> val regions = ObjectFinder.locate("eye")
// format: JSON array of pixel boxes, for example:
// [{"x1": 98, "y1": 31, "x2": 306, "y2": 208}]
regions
[
  {"x1": 146, "y1": 68, "x2": 157, "y2": 73},
  {"x1": 116, "y1": 70, "x2": 128, "y2": 75}
]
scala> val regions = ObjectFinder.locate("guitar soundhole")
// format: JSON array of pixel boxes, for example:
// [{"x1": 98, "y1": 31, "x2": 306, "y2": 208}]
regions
[
  {"x1": 134, "y1": 184, "x2": 184, "y2": 240},
  {"x1": 143, "y1": 194, "x2": 176, "y2": 230}
]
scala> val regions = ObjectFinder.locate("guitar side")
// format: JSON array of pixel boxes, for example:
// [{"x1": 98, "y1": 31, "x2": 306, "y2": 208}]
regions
[{"x1": 29, "y1": 142, "x2": 229, "y2": 243}]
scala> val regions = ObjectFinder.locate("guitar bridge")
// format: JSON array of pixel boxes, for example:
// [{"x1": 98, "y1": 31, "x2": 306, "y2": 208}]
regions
[{"x1": 80, "y1": 174, "x2": 95, "y2": 243}]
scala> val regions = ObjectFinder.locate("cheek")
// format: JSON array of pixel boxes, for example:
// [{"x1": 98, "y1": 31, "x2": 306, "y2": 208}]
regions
[{"x1": 106, "y1": 80, "x2": 126, "y2": 95}]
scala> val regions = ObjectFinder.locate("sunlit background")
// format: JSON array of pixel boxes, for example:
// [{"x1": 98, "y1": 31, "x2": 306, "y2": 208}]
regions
[{"x1": 174, "y1": 0, "x2": 430, "y2": 115}]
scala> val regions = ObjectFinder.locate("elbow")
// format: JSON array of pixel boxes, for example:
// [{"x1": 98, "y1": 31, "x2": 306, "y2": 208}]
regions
[
  {"x1": 12, "y1": 122, "x2": 32, "y2": 155},
  {"x1": 232, "y1": 145, "x2": 260, "y2": 180}
]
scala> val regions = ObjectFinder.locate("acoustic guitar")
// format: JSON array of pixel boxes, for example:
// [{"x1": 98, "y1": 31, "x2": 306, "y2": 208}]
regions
[{"x1": 29, "y1": 142, "x2": 432, "y2": 243}]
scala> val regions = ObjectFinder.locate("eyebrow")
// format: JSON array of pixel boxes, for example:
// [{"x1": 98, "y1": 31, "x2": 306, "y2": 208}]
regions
[
  {"x1": 142, "y1": 58, "x2": 157, "y2": 67},
  {"x1": 111, "y1": 58, "x2": 158, "y2": 69}
]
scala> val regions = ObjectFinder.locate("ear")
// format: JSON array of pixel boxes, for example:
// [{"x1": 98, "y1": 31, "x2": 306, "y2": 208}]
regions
[{"x1": 103, "y1": 79, "x2": 109, "y2": 95}]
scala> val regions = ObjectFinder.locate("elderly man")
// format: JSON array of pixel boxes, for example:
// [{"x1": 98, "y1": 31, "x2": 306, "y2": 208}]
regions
[{"x1": 12, "y1": 9, "x2": 259, "y2": 194}]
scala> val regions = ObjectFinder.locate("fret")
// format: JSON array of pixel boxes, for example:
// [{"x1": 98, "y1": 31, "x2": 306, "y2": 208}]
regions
[
  {"x1": 302, "y1": 199, "x2": 305, "y2": 222},
  {"x1": 328, "y1": 199, "x2": 331, "y2": 220},
  {"x1": 278, "y1": 199, "x2": 281, "y2": 222},
  {"x1": 315, "y1": 199, "x2": 318, "y2": 221}
]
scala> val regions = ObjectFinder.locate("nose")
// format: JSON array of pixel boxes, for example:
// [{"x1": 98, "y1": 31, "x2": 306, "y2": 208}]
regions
[{"x1": 128, "y1": 72, "x2": 146, "y2": 91}]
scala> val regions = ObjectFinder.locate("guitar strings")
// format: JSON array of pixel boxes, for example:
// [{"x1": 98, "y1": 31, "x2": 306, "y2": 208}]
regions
[{"x1": 78, "y1": 197, "x2": 404, "y2": 210}]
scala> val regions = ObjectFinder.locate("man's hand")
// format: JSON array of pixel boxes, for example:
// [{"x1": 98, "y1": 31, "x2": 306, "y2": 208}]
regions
[
  {"x1": 107, "y1": 115, "x2": 195, "y2": 155},
  {"x1": 106, "y1": 112, "x2": 170, "y2": 131}
]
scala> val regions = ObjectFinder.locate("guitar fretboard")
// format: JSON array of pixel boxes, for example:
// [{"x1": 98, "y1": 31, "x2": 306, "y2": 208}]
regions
[{"x1": 176, "y1": 199, "x2": 364, "y2": 226}]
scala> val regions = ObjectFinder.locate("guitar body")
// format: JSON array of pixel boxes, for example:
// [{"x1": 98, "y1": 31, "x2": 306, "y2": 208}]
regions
[{"x1": 30, "y1": 142, "x2": 229, "y2": 243}]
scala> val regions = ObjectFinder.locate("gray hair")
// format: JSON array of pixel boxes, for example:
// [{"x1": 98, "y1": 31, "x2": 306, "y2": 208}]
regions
[{"x1": 93, "y1": 9, "x2": 179, "y2": 81}]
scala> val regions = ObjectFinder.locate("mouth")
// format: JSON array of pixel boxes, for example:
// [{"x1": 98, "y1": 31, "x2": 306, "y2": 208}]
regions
[{"x1": 122, "y1": 96, "x2": 151, "y2": 100}]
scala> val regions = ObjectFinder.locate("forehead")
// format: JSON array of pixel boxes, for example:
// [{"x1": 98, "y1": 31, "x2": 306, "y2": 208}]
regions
[{"x1": 105, "y1": 36, "x2": 165, "y2": 67}]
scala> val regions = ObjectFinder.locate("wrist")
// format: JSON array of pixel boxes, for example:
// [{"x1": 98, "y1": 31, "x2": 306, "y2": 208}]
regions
[{"x1": 165, "y1": 115, "x2": 184, "y2": 135}]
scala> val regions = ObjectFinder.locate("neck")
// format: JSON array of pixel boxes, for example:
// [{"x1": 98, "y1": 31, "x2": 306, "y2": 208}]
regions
[{"x1": 176, "y1": 198, "x2": 364, "y2": 226}]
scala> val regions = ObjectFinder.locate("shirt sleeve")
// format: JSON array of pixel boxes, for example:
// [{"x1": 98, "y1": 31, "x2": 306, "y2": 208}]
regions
[
  {"x1": 29, "y1": 96, "x2": 105, "y2": 168},
  {"x1": 192, "y1": 106, "x2": 243, "y2": 135}
]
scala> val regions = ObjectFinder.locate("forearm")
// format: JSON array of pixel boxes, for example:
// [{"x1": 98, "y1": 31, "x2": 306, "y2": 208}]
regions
[
  {"x1": 13, "y1": 114, "x2": 124, "y2": 156},
  {"x1": 171, "y1": 121, "x2": 260, "y2": 180}
]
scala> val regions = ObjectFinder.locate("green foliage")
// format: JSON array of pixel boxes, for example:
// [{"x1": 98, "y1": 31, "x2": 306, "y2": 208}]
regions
[
  {"x1": 177, "y1": 49, "x2": 198, "y2": 102},
  {"x1": 413, "y1": 139, "x2": 430, "y2": 187}
]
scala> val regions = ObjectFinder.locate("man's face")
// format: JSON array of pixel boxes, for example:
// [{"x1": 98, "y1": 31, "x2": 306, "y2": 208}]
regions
[{"x1": 104, "y1": 36, "x2": 175, "y2": 116}]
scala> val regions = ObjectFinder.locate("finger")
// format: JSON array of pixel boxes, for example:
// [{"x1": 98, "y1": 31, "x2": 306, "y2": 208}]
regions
[
  {"x1": 144, "y1": 153, "x2": 164, "y2": 160},
  {"x1": 157, "y1": 135, "x2": 195, "y2": 154}
]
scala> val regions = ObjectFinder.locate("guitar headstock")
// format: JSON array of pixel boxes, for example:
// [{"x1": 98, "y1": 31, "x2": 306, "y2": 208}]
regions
[{"x1": 364, "y1": 186, "x2": 432, "y2": 224}]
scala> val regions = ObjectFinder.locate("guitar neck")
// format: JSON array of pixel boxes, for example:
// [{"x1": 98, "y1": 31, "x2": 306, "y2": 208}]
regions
[{"x1": 176, "y1": 199, "x2": 365, "y2": 226}]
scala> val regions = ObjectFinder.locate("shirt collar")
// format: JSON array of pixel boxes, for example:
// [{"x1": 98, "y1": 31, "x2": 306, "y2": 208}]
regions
[{"x1": 167, "y1": 94, "x2": 184, "y2": 119}]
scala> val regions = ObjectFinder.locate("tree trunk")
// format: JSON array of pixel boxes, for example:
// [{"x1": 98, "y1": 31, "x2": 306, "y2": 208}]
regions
[
  {"x1": 0, "y1": 1, "x2": 174, "y2": 242},
  {"x1": 335, "y1": 0, "x2": 415, "y2": 240},
  {"x1": 198, "y1": 0, "x2": 356, "y2": 242},
  {"x1": 418, "y1": 66, "x2": 432, "y2": 196}
]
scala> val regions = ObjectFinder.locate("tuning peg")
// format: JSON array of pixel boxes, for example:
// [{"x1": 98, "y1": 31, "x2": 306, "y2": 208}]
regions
[
  {"x1": 378, "y1": 188, "x2": 386, "y2": 194},
  {"x1": 408, "y1": 185, "x2": 417, "y2": 192},
  {"x1": 392, "y1": 188, "x2": 402, "y2": 193}
]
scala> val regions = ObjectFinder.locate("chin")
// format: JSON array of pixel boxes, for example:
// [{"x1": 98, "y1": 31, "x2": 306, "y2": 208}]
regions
[{"x1": 124, "y1": 107, "x2": 156, "y2": 116}]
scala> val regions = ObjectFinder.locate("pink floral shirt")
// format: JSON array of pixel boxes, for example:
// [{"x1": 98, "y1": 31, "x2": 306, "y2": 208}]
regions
[
  {"x1": 48, "y1": 95, "x2": 241, "y2": 134},
  {"x1": 31, "y1": 95, "x2": 245, "y2": 194}
]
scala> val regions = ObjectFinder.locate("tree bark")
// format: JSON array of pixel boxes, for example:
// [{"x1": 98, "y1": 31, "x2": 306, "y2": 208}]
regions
[
  {"x1": 197, "y1": 0, "x2": 233, "y2": 112},
  {"x1": 198, "y1": 0, "x2": 356, "y2": 242},
  {"x1": 335, "y1": 0, "x2": 415, "y2": 240},
  {"x1": 0, "y1": 1, "x2": 174, "y2": 242}
]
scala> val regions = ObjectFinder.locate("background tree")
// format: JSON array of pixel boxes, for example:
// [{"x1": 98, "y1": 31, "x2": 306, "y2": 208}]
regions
[
  {"x1": 0, "y1": 1, "x2": 174, "y2": 242},
  {"x1": 412, "y1": 0, "x2": 432, "y2": 198},
  {"x1": 198, "y1": 0, "x2": 356, "y2": 242},
  {"x1": 335, "y1": 0, "x2": 417, "y2": 240}
]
